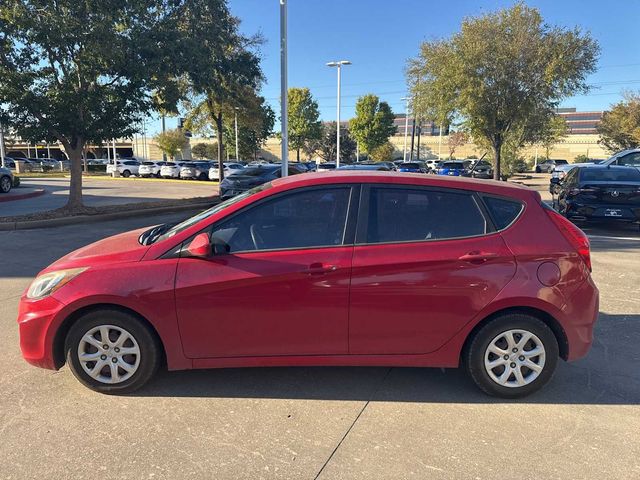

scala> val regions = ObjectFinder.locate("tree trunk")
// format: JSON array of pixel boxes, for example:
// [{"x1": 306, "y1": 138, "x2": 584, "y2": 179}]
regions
[
  {"x1": 65, "y1": 143, "x2": 85, "y2": 211},
  {"x1": 296, "y1": 148, "x2": 300, "y2": 162},
  {"x1": 215, "y1": 113, "x2": 225, "y2": 181},
  {"x1": 492, "y1": 141, "x2": 502, "y2": 181}
]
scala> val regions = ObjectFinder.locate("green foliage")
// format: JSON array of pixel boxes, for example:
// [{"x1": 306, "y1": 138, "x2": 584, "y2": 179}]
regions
[
  {"x1": 0, "y1": 0, "x2": 181, "y2": 209},
  {"x1": 407, "y1": 2, "x2": 599, "y2": 179},
  {"x1": 349, "y1": 95, "x2": 397, "y2": 153},
  {"x1": 574, "y1": 154, "x2": 590, "y2": 163},
  {"x1": 370, "y1": 142, "x2": 396, "y2": 162},
  {"x1": 307, "y1": 122, "x2": 357, "y2": 162},
  {"x1": 597, "y1": 93, "x2": 640, "y2": 152},
  {"x1": 447, "y1": 131, "x2": 468, "y2": 159},
  {"x1": 223, "y1": 96, "x2": 275, "y2": 160},
  {"x1": 154, "y1": 129, "x2": 188, "y2": 160},
  {"x1": 287, "y1": 88, "x2": 322, "y2": 161},
  {"x1": 538, "y1": 115, "x2": 568, "y2": 158},
  {"x1": 191, "y1": 142, "x2": 217, "y2": 160}
]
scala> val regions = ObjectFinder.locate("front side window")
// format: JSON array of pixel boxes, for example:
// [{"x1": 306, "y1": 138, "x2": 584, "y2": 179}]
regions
[
  {"x1": 617, "y1": 153, "x2": 640, "y2": 166},
  {"x1": 211, "y1": 187, "x2": 352, "y2": 252},
  {"x1": 363, "y1": 187, "x2": 487, "y2": 244}
]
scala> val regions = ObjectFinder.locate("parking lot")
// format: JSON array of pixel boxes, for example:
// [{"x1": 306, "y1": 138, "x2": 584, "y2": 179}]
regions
[{"x1": 0, "y1": 208, "x2": 638, "y2": 480}]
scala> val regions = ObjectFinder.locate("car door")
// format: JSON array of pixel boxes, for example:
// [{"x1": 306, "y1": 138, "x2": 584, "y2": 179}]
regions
[
  {"x1": 174, "y1": 185, "x2": 358, "y2": 358},
  {"x1": 349, "y1": 185, "x2": 517, "y2": 355}
]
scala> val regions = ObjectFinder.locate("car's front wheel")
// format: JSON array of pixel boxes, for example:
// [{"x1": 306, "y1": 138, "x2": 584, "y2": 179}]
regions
[
  {"x1": 121, "y1": 170, "x2": 131, "y2": 178},
  {"x1": 65, "y1": 309, "x2": 161, "y2": 394},
  {"x1": 464, "y1": 313, "x2": 559, "y2": 398}
]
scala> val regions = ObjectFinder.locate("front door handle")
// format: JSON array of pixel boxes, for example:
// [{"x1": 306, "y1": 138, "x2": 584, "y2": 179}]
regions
[
  {"x1": 305, "y1": 263, "x2": 339, "y2": 275},
  {"x1": 458, "y1": 251, "x2": 499, "y2": 263}
]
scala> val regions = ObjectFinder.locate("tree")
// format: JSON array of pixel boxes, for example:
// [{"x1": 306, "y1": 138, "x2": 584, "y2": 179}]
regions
[
  {"x1": 288, "y1": 88, "x2": 322, "y2": 161},
  {"x1": 597, "y1": 93, "x2": 640, "y2": 152},
  {"x1": 154, "y1": 129, "x2": 188, "y2": 161},
  {"x1": 223, "y1": 96, "x2": 275, "y2": 160},
  {"x1": 539, "y1": 115, "x2": 568, "y2": 159},
  {"x1": 311, "y1": 122, "x2": 357, "y2": 162},
  {"x1": 407, "y1": 3, "x2": 598, "y2": 179},
  {"x1": 448, "y1": 131, "x2": 468, "y2": 159},
  {"x1": 370, "y1": 142, "x2": 396, "y2": 162},
  {"x1": 191, "y1": 142, "x2": 217, "y2": 159},
  {"x1": 180, "y1": 0, "x2": 264, "y2": 179},
  {"x1": 0, "y1": 0, "x2": 181, "y2": 211},
  {"x1": 349, "y1": 94, "x2": 397, "y2": 154}
]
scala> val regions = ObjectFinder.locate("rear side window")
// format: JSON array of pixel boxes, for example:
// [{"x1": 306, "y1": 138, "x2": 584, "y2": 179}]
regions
[
  {"x1": 482, "y1": 196, "x2": 524, "y2": 230},
  {"x1": 363, "y1": 187, "x2": 487, "y2": 244}
]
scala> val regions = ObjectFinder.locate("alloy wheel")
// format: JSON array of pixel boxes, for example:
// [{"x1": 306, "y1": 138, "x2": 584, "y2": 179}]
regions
[
  {"x1": 483, "y1": 329, "x2": 546, "y2": 388},
  {"x1": 0, "y1": 176, "x2": 11, "y2": 193},
  {"x1": 77, "y1": 325, "x2": 141, "y2": 384}
]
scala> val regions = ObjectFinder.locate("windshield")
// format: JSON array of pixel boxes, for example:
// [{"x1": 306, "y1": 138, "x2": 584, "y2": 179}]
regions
[
  {"x1": 239, "y1": 167, "x2": 278, "y2": 177},
  {"x1": 152, "y1": 182, "x2": 273, "y2": 244}
]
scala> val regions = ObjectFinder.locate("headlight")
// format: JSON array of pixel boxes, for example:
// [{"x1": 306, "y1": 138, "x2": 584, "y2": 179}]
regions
[{"x1": 27, "y1": 267, "x2": 88, "y2": 300}]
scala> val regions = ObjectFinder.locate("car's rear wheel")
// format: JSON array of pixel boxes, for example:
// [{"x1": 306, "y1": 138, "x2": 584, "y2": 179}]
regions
[
  {"x1": 198, "y1": 172, "x2": 208, "y2": 181},
  {"x1": 65, "y1": 309, "x2": 161, "y2": 394},
  {"x1": 464, "y1": 313, "x2": 558, "y2": 398},
  {"x1": 121, "y1": 170, "x2": 131, "y2": 178},
  {"x1": 0, "y1": 175, "x2": 12, "y2": 193}
]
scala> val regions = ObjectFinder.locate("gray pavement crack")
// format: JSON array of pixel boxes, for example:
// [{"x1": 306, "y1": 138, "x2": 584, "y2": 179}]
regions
[{"x1": 313, "y1": 367, "x2": 393, "y2": 480}]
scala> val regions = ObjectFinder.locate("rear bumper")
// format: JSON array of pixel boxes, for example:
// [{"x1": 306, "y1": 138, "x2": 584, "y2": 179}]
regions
[
  {"x1": 561, "y1": 275, "x2": 600, "y2": 361},
  {"x1": 566, "y1": 202, "x2": 640, "y2": 222}
]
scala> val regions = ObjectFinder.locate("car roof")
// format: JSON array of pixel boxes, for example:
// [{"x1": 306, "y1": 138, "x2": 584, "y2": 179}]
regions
[{"x1": 270, "y1": 171, "x2": 537, "y2": 200}]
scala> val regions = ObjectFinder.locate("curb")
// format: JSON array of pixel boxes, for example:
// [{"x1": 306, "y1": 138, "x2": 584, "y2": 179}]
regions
[
  {"x1": 0, "y1": 188, "x2": 46, "y2": 203},
  {"x1": 0, "y1": 199, "x2": 217, "y2": 231}
]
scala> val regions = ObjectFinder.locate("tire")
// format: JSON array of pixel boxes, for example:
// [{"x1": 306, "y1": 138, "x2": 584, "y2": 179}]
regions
[
  {"x1": 198, "y1": 172, "x2": 208, "y2": 181},
  {"x1": 464, "y1": 313, "x2": 559, "y2": 398},
  {"x1": 535, "y1": 166, "x2": 541, "y2": 173},
  {"x1": 0, "y1": 175, "x2": 11, "y2": 193},
  {"x1": 65, "y1": 309, "x2": 161, "y2": 394},
  {"x1": 121, "y1": 170, "x2": 131, "y2": 178}
]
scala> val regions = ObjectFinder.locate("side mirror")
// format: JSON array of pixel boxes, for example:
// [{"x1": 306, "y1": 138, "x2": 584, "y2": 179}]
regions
[{"x1": 186, "y1": 233, "x2": 212, "y2": 258}]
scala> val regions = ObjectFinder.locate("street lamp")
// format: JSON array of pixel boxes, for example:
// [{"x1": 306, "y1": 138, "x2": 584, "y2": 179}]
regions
[
  {"x1": 401, "y1": 97, "x2": 410, "y2": 162},
  {"x1": 326, "y1": 60, "x2": 351, "y2": 168},
  {"x1": 280, "y1": 0, "x2": 288, "y2": 177}
]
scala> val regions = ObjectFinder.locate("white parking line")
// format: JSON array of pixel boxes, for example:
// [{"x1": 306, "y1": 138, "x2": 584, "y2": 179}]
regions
[{"x1": 587, "y1": 234, "x2": 640, "y2": 241}]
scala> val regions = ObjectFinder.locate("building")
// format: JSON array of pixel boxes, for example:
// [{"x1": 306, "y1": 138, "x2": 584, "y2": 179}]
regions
[{"x1": 556, "y1": 108, "x2": 603, "y2": 134}]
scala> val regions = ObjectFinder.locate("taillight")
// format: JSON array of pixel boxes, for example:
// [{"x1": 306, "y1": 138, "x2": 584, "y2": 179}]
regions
[{"x1": 544, "y1": 206, "x2": 591, "y2": 271}]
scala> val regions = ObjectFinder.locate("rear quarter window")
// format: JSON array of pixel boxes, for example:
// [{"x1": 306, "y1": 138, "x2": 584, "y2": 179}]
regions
[{"x1": 482, "y1": 196, "x2": 524, "y2": 230}]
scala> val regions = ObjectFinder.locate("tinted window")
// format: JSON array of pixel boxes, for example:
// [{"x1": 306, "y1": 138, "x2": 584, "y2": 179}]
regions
[
  {"x1": 211, "y1": 187, "x2": 351, "y2": 252},
  {"x1": 364, "y1": 187, "x2": 487, "y2": 243},
  {"x1": 442, "y1": 162, "x2": 463, "y2": 168},
  {"x1": 555, "y1": 160, "x2": 568, "y2": 165},
  {"x1": 400, "y1": 163, "x2": 421, "y2": 169},
  {"x1": 580, "y1": 168, "x2": 640, "y2": 182},
  {"x1": 617, "y1": 153, "x2": 640, "y2": 166},
  {"x1": 241, "y1": 167, "x2": 278, "y2": 177},
  {"x1": 483, "y1": 196, "x2": 524, "y2": 230},
  {"x1": 124, "y1": 161, "x2": 138, "y2": 165}
]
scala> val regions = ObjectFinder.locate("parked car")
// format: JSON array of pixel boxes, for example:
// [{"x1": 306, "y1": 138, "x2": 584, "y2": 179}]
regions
[
  {"x1": 397, "y1": 161, "x2": 428, "y2": 173},
  {"x1": 535, "y1": 159, "x2": 568, "y2": 173},
  {"x1": 219, "y1": 164, "x2": 306, "y2": 199},
  {"x1": 598, "y1": 148, "x2": 640, "y2": 171},
  {"x1": 424, "y1": 159, "x2": 441, "y2": 172},
  {"x1": 555, "y1": 165, "x2": 640, "y2": 226},
  {"x1": 18, "y1": 171, "x2": 599, "y2": 398},
  {"x1": 361, "y1": 161, "x2": 398, "y2": 171},
  {"x1": 138, "y1": 161, "x2": 168, "y2": 178},
  {"x1": 159, "y1": 161, "x2": 188, "y2": 178},
  {"x1": 208, "y1": 162, "x2": 245, "y2": 181},
  {"x1": 106, "y1": 160, "x2": 140, "y2": 177},
  {"x1": 338, "y1": 164, "x2": 391, "y2": 171},
  {"x1": 0, "y1": 166, "x2": 13, "y2": 193},
  {"x1": 180, "y1": 161, "x2": 214, "y2": 180},
  {"x1": 437, "y1": 160, "x2": 471, "y2": 176},
  {"x1": 463, "y1": 160, "x2": 494, "y2": 179},
  {"x1": 317, "y1": 162, "x2": 336, "y2": 170}
]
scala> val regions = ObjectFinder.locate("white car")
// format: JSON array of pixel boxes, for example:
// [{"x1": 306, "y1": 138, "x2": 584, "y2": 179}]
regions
[
  {"x1": 160, "y1": 161, "x2": 188, "y2": 178},
  {"x1": 139, "y1": 161, "x2": 168, "y2": 178},
  {"x1": 106, "y1": 160, "x2": 140, "y2": 177},
  {"x1": 179, "y1": 161, "x2": 214, "y2": 180},
  {"x1": 208, "y1": 162, "x2": 245, "y2": 180}
]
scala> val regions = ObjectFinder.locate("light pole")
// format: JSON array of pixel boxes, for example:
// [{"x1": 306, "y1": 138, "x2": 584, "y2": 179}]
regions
[
  {"x1": 326, "y1": 60, "x2": 351, "y2": 168},
  {"x1": 234, "y1": 107, "x2": 240, "y2": 161},
  {"x1": 280, "y1": 0, "x2": 288, "y2": 177},
  {"x1": 0, "y1": 121, "x2": 5, "y2": 168},
  {"x1": 401, "y1": 97, "x2": 410, "y2": 162}
]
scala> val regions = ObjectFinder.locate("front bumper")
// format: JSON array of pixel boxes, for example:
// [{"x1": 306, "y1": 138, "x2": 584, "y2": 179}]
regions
[{"x1": 17, "y1": 295, "x2": 66, "y2": 370}]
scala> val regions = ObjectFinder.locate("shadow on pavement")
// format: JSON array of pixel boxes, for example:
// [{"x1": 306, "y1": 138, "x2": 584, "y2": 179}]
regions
[{"x1": 136, "y1": 313, "x2": 639, "y2": 405}]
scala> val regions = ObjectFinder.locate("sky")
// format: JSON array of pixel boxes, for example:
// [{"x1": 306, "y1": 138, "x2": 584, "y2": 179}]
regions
[{"x1": 147, "y1": 0, "x2": 640, "y2": 135}]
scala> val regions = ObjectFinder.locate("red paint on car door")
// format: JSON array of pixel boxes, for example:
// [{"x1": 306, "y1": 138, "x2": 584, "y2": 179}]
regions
[
  {"x1": 349, "y1": 234, "x2": 516, "y2": 354},
  {"x1": 175, "y1": 247, "x2": 352, "y2": 358}
]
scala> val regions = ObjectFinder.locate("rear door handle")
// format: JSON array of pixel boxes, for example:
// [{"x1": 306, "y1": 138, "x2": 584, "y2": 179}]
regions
[
  {"x1": 458, "y1": 251, "x2": 499, "y2": 263},
  {"x1": 305, "y1": 263, "x2": 339, "y2": 275}
]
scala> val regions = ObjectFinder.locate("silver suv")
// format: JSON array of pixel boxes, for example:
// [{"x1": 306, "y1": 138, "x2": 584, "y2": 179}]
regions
[{"x1": 0, "y1": 166, "x2": 14, "y2": 193}]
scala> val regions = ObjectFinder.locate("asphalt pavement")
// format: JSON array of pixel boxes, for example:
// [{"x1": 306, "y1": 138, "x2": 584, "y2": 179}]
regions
[{"x1": 0, "y1": 211, "x2": 639, "y2": 479}]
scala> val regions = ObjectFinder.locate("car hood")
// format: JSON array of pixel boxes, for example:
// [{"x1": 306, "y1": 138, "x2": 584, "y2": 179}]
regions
[{"x1": 41, "y1": 227, "x2": 151, "y2": 274}]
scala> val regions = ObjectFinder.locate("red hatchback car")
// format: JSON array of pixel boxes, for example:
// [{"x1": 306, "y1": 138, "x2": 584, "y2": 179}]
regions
[{"x1": 18, "y1": 172, "x2": 599, "y2": 398}]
